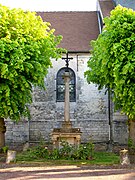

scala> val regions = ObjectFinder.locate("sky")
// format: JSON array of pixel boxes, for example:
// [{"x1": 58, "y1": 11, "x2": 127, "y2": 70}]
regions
[{"x1": 0, "y1": 0, "x2": 97, "y2": 11}]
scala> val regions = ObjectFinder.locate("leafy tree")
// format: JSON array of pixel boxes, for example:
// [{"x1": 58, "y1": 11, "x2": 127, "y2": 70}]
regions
[
  {"x1": 85, "y1": 6, "x2": 135, "y2": 145},
  {"x1": 0, "y1": 4, "x2": 64, "y2": 147}
]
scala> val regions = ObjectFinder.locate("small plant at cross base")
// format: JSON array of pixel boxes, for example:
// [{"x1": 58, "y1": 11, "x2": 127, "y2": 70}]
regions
[
  {"x1": 1, "y1": 146, "x2": 9, "y2": 153},
  {"x1": 71, "y1": 141, "x2": 94, "y2": 160},
  {"x1": 17, "y1": 141, "x2": 95, "y2": 161},
  {"x1": 59, "y1": 141, "x2": 74, "y2": 160},
  {"x1": 16, "y1": 142, "x2": 119, "y2": 165},
  {"x1": 49, "y1": 148, "x2": 60, "y2": 160},
  {"x1": 25, "y1": 144, "x2": 49, "y2": 160}
]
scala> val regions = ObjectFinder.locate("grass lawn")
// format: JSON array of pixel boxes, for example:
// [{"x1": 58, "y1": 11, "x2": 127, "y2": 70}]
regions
[{"x1": 16, "y1": 151, "x2": 120, "y2": 166}]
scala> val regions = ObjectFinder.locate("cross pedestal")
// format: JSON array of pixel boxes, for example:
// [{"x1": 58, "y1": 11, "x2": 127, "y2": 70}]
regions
[{"x1": 52, "y1": 130, "x2": 81, "y2": 149}]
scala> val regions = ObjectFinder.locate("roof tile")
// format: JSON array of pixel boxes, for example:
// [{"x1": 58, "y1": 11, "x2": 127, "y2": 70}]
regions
[{"x1": 36, "y1": 12, "x2": 100, "y2": 52}]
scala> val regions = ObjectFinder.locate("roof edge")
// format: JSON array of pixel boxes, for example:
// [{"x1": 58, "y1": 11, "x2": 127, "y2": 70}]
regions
[{"x1": 35, "y1": 11, "x2": 98, "y2": 13}]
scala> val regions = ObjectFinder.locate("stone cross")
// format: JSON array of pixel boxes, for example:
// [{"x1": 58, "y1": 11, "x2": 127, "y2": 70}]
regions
[
  {"x1": 62, "y1": 53, "x2": 73, "y2": 68},
  {"x1": 63, "y1": 71, "x2": 71, "y2": 122},
  {"x1": 62, "y1": 53, "x2": 73, "y2": 125}
]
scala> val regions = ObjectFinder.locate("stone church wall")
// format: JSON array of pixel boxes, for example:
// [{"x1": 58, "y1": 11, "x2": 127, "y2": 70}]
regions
[{"x1": 5, "y1": 53, "x2": 128, "y2": 148}]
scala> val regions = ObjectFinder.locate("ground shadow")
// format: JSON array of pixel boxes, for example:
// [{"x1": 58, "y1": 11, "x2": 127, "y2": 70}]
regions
[{"x1": 0, "y1": 164, "x2": 135, "y2": 180}]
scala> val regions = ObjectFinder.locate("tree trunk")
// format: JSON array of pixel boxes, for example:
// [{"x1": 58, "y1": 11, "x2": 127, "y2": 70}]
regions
[
  {"x1": 0, "y1": 118, "x2": 6, "y2": 148},
  {"x1": 129, "y1": 120, "x2": 135, "y2": 145},
  {"x1": 128, "y1": 119, "x2": 135, "y2": 160}
]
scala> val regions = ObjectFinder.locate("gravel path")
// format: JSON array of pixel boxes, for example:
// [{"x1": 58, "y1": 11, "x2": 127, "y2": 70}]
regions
[{"x1": 0, "y1": 163, "x2": 135, "y2": 180}]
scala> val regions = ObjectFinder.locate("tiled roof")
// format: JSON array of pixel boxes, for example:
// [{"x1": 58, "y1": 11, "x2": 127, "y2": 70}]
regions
[
  {"x1": 99, "y1": 0, "x2": 115, "y2": 17},
  {"x1": 36, "y1": 12, "x2": 100, "y2": 52}
]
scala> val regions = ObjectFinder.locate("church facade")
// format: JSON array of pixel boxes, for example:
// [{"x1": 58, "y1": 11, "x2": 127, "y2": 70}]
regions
[{"x1": 5, "y1": 0, "x2": 129, "y2": 149}]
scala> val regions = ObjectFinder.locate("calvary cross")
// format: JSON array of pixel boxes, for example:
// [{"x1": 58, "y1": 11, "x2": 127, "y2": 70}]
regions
[{"x1": 62, "y1": 53, "x2": 73, "y2": 68}]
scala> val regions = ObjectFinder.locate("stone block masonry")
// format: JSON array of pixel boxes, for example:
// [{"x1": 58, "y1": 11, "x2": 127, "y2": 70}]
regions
[{"x1": 5, "y1": 54, "x2": 128, "y2": 148}]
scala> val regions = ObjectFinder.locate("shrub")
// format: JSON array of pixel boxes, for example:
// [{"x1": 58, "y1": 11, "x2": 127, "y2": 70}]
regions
[
  {"x1": 20, "y1": 141, "x2": 95, "y2": 161},
  {"x1": 1, "y1": 146, "x2": 9, "y2": 153}
]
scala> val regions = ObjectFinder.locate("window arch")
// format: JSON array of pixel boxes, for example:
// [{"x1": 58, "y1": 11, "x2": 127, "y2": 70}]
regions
[{"x1": 56, "y1": 67, "x2": 76, "y2": 102}]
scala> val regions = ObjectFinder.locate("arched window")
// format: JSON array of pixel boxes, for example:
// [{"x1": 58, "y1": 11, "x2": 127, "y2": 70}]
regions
[{"x1": 56, "y1": 67, "x2": 76, "y2": 102}]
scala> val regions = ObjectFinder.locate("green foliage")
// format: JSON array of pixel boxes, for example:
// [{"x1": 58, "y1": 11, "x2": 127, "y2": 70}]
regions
[
  {"x1": 93, "y1": 151, "x2": 119, "y2": 165},
  {"x1": 16, "y1": 144, "x2": 119, "y2": 165},
  {"x1": 71, "y1": 142, "x2": 94, "y2": 160},
  {"x1": 128, "y1": 138, "x2": 135, "y2": 155},
  {"x1": 0, "y1": 4, "x2": 64, "y2": 121},
  {"x1": 17, "y1": 141, "x2": 95, "y2": 161},
  {"x1": 58, "y1": 141, "x2": 73, "y2": 159},
  {"x1": 26, "y1": 145, "x2": 49, "y2": 159},
  {"x1": 85, "y1": 5, "x2": 135, "y2": 119},
  {"x1": 50, "y1": 148, "x2": 60, "y2": 160},
  {"x1": 1, "y1": 145, "x2": 8, "y2": 153},
  {"x1": 58, "y1": 141, "x2": 94, "y2": 160}
]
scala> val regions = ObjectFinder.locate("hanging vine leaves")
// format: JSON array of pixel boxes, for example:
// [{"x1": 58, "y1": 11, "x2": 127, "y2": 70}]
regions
[{"x1": 0, "y1": 4, "x2": 64, "y2": 121}]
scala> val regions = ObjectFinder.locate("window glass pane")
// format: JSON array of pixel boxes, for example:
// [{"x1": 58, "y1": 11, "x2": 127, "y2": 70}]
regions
[
  {"x1": 58, "y1": 85, "x2": 65, "y2": 92},
  {"x1": 57, "y1": 93, "x2": 65, "y2": 101},
  {"x1": 56, "y1": 67, "x2": 76, "y2": 102}
]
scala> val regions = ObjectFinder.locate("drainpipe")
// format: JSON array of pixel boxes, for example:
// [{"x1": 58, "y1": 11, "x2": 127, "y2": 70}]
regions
[
  {"x1": 77, "y1": 55, "x2": 79, "y2": 72},
  {"x1": 28, "y1": 117, "x2": 30, "y2": 143},
  {"x1": 107, "y1": 88, "x2": 113, "y2": 151}
]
